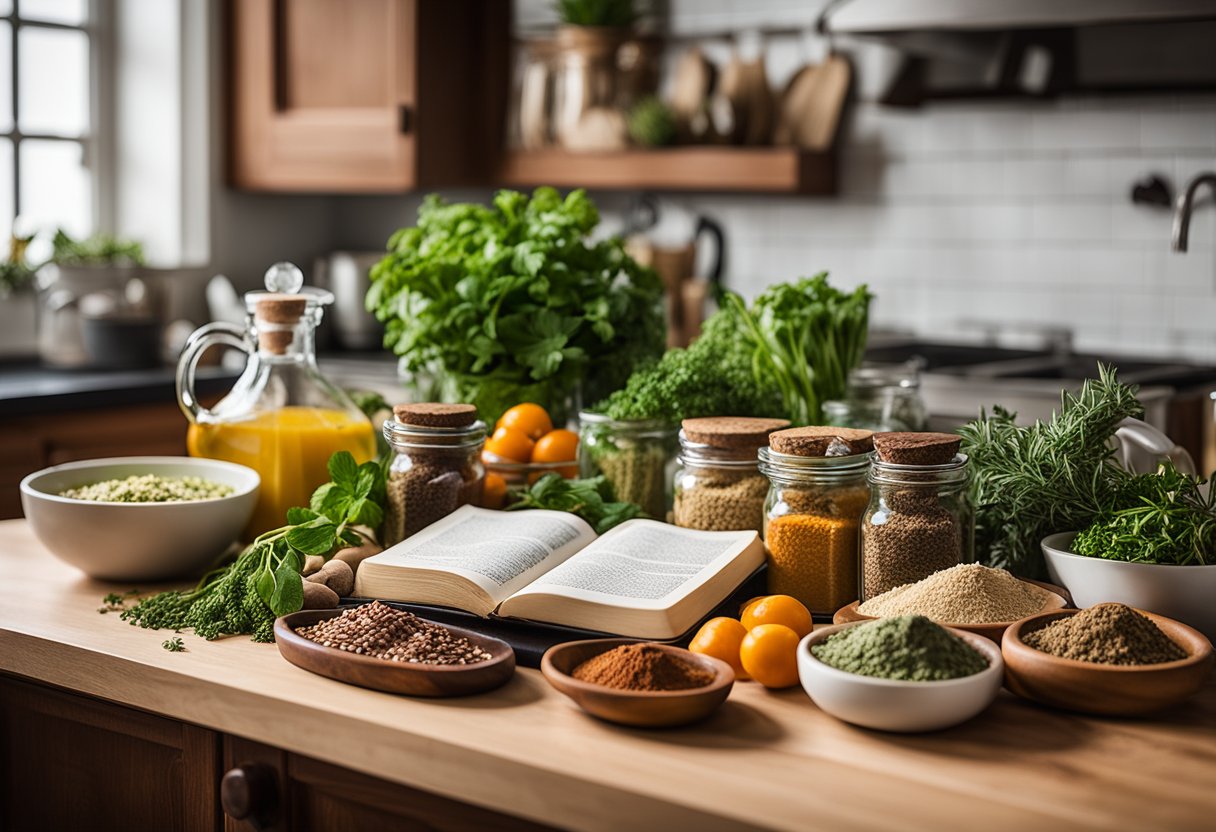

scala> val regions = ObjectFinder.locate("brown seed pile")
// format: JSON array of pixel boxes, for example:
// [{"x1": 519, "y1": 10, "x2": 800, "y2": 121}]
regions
[
  {"x1": 674, "y1": 470, "x2": 769, "y2": 532},
  {"x1": 862, "y1": 490, "x2": 961, "y2": 598},
  {"x1": 571, "y1": 643, "x2": 714, "y2": 691},
  {"x1": 1023, "y1": 603, "x2": 1187, "y2": 666},
  {"x1": 295, "y1": 601, "x2": 492, "y2": 665},
  {"x1": 858, "y1": 563, "x2": 1054, "y2": 624}
]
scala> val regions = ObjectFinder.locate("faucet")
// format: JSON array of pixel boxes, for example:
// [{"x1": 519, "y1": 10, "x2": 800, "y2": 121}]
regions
[{"x1": 1172, "y1": 172, "x2": 1216, "y2": 253}]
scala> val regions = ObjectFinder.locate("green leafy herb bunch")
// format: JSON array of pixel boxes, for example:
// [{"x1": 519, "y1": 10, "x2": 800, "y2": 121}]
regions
[
  {"x1": 121, "y1": 452, "x2": 384, "y2": 642},
  {"x1": 367, "y1": 187, "x2": 665, "y2": 426}
]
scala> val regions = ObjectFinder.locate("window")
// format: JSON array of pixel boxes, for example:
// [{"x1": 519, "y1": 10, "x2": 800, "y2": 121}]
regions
[{"x1": 0, "y1": 0, "x2": 97, "y2": 249}]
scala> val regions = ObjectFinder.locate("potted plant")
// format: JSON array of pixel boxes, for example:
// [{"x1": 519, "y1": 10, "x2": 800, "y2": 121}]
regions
[
  {"x1": 39, "y1": 229, "x2": 147, "y2": 367},
  {"x1": 551, "y1": 0, "x2": 638, "y2": 149},
  {"x1": 0, "y1": 243, "x2": 38, "y2": 358}
]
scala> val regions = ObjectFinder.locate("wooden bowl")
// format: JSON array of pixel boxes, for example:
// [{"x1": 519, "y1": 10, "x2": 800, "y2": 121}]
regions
[
  {"x1": 1002, "y1": 608, "x2": 1214, "y2": 716},
  {"x1": 541, "y1": 639, "x2": 734, "y2": 728},
  {"x1": 833, "y1": 578, "x2": 1071, "y2": 644},
  {"x1": 275, "y1": 609, "x2": 516, "y2": 697}
]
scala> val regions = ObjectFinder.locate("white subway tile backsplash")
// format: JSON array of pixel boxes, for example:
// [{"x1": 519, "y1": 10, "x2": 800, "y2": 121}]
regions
[
  {"x1": 1031, "y1": 205, "x2": 1111, "y2": 242},
  {"x1": 1140, "y1": 109, "x2": 1216, "y2": 151}
]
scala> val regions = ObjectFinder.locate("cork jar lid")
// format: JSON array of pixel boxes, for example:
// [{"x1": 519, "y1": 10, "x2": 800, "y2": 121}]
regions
[
  {"x1": 682, "y1": 417, "x2": 791, "y2": 449},
  {"x1": 255, "y1": 294, "x2": 308, "y2": 324},
  {"x1": 393, "y1": 402, "x2": 479, "y2": 428},
  {"x1": 769, "y1": 426, "x2": 874, "y2": 457},
  {"x1": 873, "y1": 432, "x2": 961, "y2": 465}
]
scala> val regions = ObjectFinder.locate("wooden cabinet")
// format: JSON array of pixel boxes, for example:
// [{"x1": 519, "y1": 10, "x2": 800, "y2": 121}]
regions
[
  {"x1": 229, "y1": 0, "x2": 509, "y2": 193},
  {"x1": 0, "y1": 677, "x2": 548, "y2": 832},
  {"x1": 0, "y1": 401, "x2": 190, "y2": 520}
]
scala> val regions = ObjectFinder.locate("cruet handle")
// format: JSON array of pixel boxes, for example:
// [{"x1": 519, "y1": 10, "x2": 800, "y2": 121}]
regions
[{"x1": 176, "y1": 321, "x2": 250, "y2": 424}]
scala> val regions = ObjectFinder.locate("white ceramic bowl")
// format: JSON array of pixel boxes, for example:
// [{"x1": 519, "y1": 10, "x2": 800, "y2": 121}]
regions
[
  {"x1": 20, "y1": 456, "x2": 259, "y2": 581},
  {"x1": 1042, "y1": 532, "x2": 1216, "y2": 642},
  {"x1": 798, "y1": 622, "x2": 1004, "y2": 733}
]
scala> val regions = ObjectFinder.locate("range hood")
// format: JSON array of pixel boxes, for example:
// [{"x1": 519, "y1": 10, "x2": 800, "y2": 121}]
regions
[
  {"x1": 825, "y1": 0, "x2": 1216, "y2": 33},
  {"x1": 823, "y1": 0, "x2": 1216, "y2": 105}
]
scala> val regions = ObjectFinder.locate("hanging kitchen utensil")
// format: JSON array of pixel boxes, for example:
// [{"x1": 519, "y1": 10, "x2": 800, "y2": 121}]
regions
[{"x1": 670, "y1": 47, "x2": 716, "y2": 142}]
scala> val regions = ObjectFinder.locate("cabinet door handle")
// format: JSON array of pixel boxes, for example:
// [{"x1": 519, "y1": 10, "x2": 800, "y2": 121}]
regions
[
  {"x1": 399, "y1": 104, "x2": 414, "y2": 134},
  {"x1": 221, "y1": 763, "x2": 280, "y2": 831}
]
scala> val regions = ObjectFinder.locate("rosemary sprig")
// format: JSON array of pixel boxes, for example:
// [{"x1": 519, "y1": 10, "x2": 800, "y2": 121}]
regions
[{"x1": 959, "y1": 365, "x2": 1144, "y2": 577}]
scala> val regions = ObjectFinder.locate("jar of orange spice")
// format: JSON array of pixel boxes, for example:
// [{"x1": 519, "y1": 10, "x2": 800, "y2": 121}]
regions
[{"x1": 758, "y1": 427, "x2": 874, "y2": 616}]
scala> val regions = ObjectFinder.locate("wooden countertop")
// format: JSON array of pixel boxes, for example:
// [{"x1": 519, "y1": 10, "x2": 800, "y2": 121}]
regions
[{"x1": 2, "y1": 519, "x2": 1214, "y2": 831}]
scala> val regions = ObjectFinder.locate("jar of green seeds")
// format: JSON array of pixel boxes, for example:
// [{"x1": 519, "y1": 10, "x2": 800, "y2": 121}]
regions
[{"x1": 577, "y1": 411, "x2": 678, "y2": 519}]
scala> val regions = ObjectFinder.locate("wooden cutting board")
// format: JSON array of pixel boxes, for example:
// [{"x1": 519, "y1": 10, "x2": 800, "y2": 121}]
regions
[{"x1": 775, "y1": 53, "x2": 852, "y2": 151}]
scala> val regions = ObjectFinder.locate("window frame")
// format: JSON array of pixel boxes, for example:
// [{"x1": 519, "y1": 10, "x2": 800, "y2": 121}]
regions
[{"x1": 1, "y1": 0, "x2": 111, "y2": 240}]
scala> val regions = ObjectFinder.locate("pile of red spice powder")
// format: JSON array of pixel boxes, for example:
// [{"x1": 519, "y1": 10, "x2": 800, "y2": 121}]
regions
[{"x1": 571, "y1": 644, "x2": 714, "y2": 691}]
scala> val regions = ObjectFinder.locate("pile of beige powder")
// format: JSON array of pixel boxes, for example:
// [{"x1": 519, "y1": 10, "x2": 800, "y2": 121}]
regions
[{"x1": 857, "y1": 563, "x2": 1055, "y2": 624}]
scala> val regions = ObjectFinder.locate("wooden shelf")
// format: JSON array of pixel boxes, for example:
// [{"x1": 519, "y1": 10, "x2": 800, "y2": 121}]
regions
[{"x1": 498, "y1": 147, "x2": 836, "y2": 195}]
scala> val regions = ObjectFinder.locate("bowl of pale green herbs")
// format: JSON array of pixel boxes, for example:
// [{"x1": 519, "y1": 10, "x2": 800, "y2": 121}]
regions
[{"x1": 20, "y1": 456, "x2": 259, "y2": 581}]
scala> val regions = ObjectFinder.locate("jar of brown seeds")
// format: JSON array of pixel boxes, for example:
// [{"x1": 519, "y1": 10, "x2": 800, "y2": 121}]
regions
[
  {"x1": 382, "y1": 403, "x2": 486, "y2": 546},
  {"x1": 860, "y1": 432, "x2": 973, "y2": 601}
]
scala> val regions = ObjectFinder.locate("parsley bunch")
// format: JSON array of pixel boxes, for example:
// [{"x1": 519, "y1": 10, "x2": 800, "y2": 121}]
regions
[
  {"x1": 366, "y1": 188, "x2": 665, "y2": 426},
  {"x1": 121, "y1": 452, "x2": 384, "y2": 642}
]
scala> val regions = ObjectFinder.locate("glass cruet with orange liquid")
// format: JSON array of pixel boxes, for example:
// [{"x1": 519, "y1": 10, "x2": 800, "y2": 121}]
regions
[{"x1": 177, "y1": 262, "x2": 377, "y2": 538}]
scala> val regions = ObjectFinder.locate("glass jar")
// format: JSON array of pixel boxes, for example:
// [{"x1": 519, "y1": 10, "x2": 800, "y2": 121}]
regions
[
  {"x1": 822, "y1": 363, "x2": 929, "y2": 433},
  {"x1": 578, "y1": 411, "x2": 678, "y2": 519},
  {"x1": 758, "y1": 447, "x2": 871, "y2": 616},
  {"x1": 673, "y1": 418, "x2": 788, "y2": 533},
  {"x1": 178, "y1": 262, "x2": 377, "y2": 538},
  {"x1": 382, "y1": 404, "x2": 486, "y2": 546},
  {"x1": 860, "y1": 455, "x2": 973, "y2": 600}
]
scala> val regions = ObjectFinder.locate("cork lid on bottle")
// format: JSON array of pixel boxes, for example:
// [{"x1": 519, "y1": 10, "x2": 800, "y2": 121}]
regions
[
  {"x1": 769, "y1": 426, "x2": 874, "y2": 457},
  {"x1": 681, "y1": 417, "x2": 791, "y2": 449},
  {"x1": 246, "y1": 262, "x2": 334, "y2": 355},
  {"x1": 393, "y1": 402, "x2": 479, "y2": 428},
  {"x1": 873, "y1": 432, "x2": 961, "y2": 465}
]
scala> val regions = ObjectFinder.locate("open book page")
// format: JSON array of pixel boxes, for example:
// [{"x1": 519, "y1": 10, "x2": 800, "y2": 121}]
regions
[
  {"x1": 366, "y1": 505, "x2": 595, "y2": 606},
  {"x1": 503, "y1": 520, "x2": 758, "y2": 609}
]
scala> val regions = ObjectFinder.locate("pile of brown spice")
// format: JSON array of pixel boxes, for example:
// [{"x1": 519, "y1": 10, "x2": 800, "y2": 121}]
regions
[
  {"x1": 1023, "y1": 603, "x2": 1188, "y2": 666},
  {"x1": 296, "y1": 601, "x2": 492, "y2": 665},
  {"x1": 571, "y1": 644, "x2": 714, "y2": 691}
]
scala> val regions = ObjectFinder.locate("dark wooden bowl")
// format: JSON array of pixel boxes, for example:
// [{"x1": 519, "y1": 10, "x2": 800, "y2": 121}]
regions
[
  {"x1": 833, "y1": 578, "x2": 1071, "y2": 644},
  {"x1": 1002, "y1": 608, "x2": 1214, "y2": 716},
  {"x1": 275, "y1": 609, "x2": 516, "y2": 697},
  {"x1": 541, "y1": 639, "x2": 734, "y2": 728}
]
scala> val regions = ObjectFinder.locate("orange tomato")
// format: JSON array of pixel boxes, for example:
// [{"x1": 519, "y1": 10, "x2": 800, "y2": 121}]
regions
[
  {"x1": 740, "y1": 624, "x2": 801, "y2": 689},
  {"x1": 688, "y1": 617, "x2": 750, "y2": 679},
  {"x1": 497, "y1": 403, "x2": 553, "y2": 441},
  {"x1": 531, "y1": 428, "x2": 579, "y2": 477},
  {"x1": 480, "y1": 472, "x2": 507, "y2": 510},
  {"x1": 740, "y1": 595, "x2": 813, "y2": 639},
  {"x1": 484, "y1": 426, "x2": 535, "y2": 464}
]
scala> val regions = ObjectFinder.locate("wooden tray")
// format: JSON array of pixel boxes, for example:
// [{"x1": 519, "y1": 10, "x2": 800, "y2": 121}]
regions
[
  {"x1": 833, "y1": 578, "x2": 1072, "y2": 644},
  {"x1": 275, "y1": 609, "x2": 516, "y2": 697}
]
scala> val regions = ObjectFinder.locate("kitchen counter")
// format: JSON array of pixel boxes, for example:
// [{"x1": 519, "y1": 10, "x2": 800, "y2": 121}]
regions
[
  {"x1": 0, "y1": 361, "x2": 239, "y2": 417},
  {"x1": 2, "y1": 518, "x2": 1214, "y2": 831}
]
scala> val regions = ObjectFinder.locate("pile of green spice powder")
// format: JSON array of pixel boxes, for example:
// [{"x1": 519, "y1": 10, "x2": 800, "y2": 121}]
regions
[
  {"x1": 59, "y1": 474, "x2": 234, "y2": 503},
  {"x1": 812, "y1": 615, "x2": 989, "y2": 681}
]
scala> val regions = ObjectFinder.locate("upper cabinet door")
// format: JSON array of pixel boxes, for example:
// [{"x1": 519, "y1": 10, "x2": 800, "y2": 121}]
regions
[{"x1": 229, "y1": 0, "x2": 508, "y2": 193}]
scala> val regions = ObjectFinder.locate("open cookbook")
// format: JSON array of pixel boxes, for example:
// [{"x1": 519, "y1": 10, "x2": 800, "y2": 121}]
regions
[{"x1": 354, "y1": 505, "x2": 764, "y2": 640}]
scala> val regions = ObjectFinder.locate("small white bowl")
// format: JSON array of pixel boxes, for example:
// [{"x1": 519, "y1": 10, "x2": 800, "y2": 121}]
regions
[
  {"x1": 798, "y1": 622, "x2": 1004, "y2": 733},
  {"x1": 1042, "y1": 532, "x2": 1216, "y2": 642},
  {"x1": 21, "y1": 456, "x2": 259, "y2": 582}
]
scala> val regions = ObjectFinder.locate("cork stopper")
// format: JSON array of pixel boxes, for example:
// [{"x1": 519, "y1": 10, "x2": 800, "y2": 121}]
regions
[
  {"x1": 769, "y1": 426, "x2": 874, "y2": 457},
  {"x1": 255, "y1": 295, "x2": 308, "y2": 324},
  {"x1": 873, "y1": 432, "x2": 961, "y2": 465},
  {"x1": 682, "y1": 417, "x2": 790, "y2": 449},
  {"x1": 393, "y1": 402, "x2": 478, "y2": 428}
]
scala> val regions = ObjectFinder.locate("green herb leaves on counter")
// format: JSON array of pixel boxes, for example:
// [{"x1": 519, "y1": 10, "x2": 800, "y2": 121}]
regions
[
  {"x1": 162, "y1": 637, "x2": 186, "y2": 652},
  {"x1": 367, "y1": 188, "x2": 665, "y2": 426},
  {"x1": 120, "y1": 452, "x2": 385, "y2": 643},
  {"x1": 725, "y1": 273, "x2": 872, "y2": 425},
  {"x1": 1073, "y1": 462, "x2": 1216, "y2": 566},
  {"x1": 506, "y1": 473, "x2": 645, "y2": 534},
  {"x1": 51, "y1": 228, "x2": 144, "y2": 266},
  {"x1": 959, "y1": 365, "x2": 1144, "y2": 578},
  {"x1": 595, "y1": 273, "x2": 871, "y2": 426}
]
